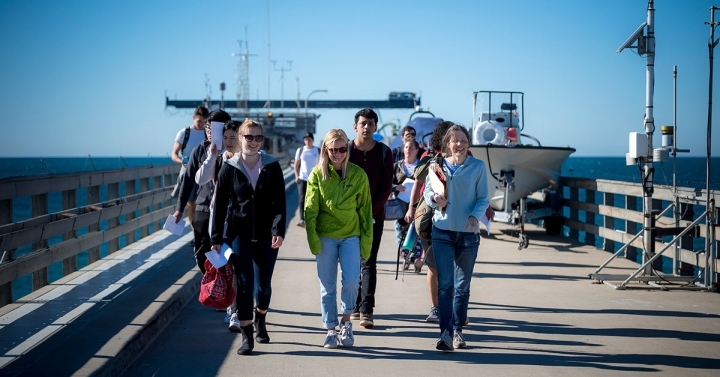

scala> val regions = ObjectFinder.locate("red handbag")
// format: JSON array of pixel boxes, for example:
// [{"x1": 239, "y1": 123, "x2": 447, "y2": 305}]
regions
[{"x1": 198, "y1": 259, "x2": 235, "y2": 309}]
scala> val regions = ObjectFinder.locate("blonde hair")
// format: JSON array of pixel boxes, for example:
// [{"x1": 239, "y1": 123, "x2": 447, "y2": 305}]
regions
[
  {"x1": 239, "y1": 119, "x2": 263, "y2": 136},
  {"x1": 319, "y1": 129, "x2": 350, "y2": 180}
]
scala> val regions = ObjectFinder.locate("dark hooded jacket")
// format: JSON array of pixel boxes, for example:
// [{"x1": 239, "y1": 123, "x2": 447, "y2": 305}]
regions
[{"x1": 211, "y1": 153, "x2": 287, "y2": 244}]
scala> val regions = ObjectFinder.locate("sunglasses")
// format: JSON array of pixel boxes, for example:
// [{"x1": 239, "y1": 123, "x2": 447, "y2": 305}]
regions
[
  {"x1": 326, "y1": 146, "x2": 348, "y2": 154},
  {"x1": 243, "y1": 135, "x2": 264, "y2": 142}
]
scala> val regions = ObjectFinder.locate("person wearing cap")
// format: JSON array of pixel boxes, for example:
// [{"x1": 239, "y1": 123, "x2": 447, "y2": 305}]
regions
[{"x1": 294, "y1": 132, "x2": 320, "y2": 227}]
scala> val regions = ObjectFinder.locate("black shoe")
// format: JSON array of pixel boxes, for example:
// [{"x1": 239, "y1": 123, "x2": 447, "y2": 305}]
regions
[
  {"x1": 254, "y1": 309, "x2": 270, "y2": 343},
  {"x1": 237, "y1": 324, "x2": 254, "y2": 355}
]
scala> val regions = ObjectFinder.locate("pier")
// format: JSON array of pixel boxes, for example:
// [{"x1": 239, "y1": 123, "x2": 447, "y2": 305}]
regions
[{"x1": 0, "y1": 165, "x2": 718, "y2": 376}]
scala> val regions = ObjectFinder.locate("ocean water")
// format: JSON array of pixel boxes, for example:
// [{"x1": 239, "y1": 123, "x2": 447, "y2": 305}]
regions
[{"x1": 0, "y1": 156, "x2": 717, "y2": 299}]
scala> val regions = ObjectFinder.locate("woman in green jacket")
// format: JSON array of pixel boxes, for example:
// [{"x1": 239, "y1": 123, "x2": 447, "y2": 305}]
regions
[{"x1": 304, "y1": 128, "x2": 373, "y2": 349}]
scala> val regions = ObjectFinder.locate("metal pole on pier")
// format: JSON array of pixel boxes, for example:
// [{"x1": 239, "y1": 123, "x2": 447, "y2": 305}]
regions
[
  {"x1": 705, "y1": 6, "x2": 718, "y2": 289},
  {"x1": 641, "y1": 0, "x2": 656, "y2": 277}
]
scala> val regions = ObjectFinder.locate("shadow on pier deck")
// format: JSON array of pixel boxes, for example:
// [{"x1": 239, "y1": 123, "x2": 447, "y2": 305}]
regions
[{"x1": 1, "y1": 211, "x2": 719, "y2": 376}]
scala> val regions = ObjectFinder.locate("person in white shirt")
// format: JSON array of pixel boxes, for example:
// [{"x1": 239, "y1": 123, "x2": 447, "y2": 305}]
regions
[
  {"x1": 293, "y1": 132, "x2": 320, "y2": 227},
  {"x1": 171, "y1": 105, "x2": 209, "y2": 234}
]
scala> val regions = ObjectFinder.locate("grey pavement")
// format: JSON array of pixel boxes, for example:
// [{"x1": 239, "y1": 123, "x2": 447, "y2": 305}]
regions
[{"x1": 126, "y1": 215, "x2": 720, "y2": 377}]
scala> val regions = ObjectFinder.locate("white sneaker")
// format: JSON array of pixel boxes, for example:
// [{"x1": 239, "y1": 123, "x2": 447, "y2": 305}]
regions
[
  {"x1": 339, "y1": 321, "x2": 354, "y2": 346},
  {"x1": 426, "y1": 307, "x2": 439, "y2": 322},
  {"x1": 323, "y1": 331, "x2": 339, "y2": 349},
  {"x1": 453, "y1": 329, "x2": 467, "y2": 349},
  {"x1": 228, "y1": 313, "x2": 241, "y2": 332},
  {"x1": 224, "y1": 306, "x2": 233, "y2": 324}
]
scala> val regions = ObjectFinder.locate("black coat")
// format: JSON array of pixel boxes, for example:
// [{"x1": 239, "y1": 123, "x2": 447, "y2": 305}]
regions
[{"x1": 211, "y1": 154, "x2": 287, "y2": 244}]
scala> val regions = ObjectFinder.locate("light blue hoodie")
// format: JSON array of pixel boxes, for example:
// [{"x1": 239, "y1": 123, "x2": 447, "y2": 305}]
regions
[{"x1": 422, "y1": 156, "x2": 490, "y2": 232}]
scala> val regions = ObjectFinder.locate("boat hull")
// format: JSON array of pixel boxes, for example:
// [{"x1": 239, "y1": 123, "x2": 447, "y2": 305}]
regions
[{"x1": 469, "y1": 145, "x2": 575, "y2": 210}]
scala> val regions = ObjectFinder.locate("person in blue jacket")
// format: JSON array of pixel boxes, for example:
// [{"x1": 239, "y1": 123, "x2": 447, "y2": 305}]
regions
[{"x1": 422, "y1": 124, "x2": 490, "y2": 352}]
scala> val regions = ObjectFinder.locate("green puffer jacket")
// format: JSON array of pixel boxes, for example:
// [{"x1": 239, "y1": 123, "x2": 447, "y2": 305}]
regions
[{"x1": 304, "y1": 162, "x2": 373, "y2": 259}]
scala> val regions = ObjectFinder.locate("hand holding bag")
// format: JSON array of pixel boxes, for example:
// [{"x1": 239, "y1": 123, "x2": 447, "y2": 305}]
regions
[{"x1": 198, "y1": 259, "x2": 236, "y2": 309}]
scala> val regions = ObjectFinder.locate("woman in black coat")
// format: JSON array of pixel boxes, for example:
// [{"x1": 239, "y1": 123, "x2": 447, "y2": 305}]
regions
[{"x1": 211, "y1": 119, "x2": 286, "y2": 356}]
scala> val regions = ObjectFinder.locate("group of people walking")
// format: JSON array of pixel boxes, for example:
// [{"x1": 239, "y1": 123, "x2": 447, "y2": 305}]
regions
[{"x1": 172, "y1": 106, "x2": 491, "y2": 354}]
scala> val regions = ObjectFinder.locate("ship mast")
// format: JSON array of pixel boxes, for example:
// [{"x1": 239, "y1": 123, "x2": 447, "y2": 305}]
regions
[{"x1": 232, "y1": 26, "x2": 257, "y2": 114}]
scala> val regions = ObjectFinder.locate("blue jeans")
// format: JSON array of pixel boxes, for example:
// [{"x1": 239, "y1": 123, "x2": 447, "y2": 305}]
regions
[
  {"x1": 431, "y1": 226, "x2": 480, "y2": 334},
  {"x1": 230, "y1": 236, "x2": 279, "y2": 321},
  {"x1": 316, "y1": 236, "x2": 361, "y2": 329}
]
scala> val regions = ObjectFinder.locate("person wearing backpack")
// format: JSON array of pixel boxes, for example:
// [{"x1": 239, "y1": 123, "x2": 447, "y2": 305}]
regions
[
  {"x1": 423, "y1": 124, "x2": 490, "y2": 352},
  {"x1": 171, "y1": 105, "x2": 209, "y2": 234},
  {"x1": 294, "y1": 132, "x2": 320, "y2": 227},
  {"x1": 173, "y1": 109, "x2": 231, "y2": 274},
  {"x1": 404, "y1": 120, "x2": 454, "y2": 322}
]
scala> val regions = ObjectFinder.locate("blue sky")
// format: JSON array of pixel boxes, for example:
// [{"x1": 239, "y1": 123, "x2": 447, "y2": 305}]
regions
[{"x1": 1, "y1": 0, "x2": 719, "y2": 157}]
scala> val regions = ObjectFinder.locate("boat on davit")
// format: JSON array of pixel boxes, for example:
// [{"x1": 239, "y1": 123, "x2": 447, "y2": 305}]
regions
[{"x1": 469, "y1": 90, "x2": 575, "y2": 247}]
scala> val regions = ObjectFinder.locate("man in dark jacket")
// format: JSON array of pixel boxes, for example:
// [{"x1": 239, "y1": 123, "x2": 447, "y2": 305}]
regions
[{"x1": 349, "y1": 108, "x2": 394, "y2": 328}]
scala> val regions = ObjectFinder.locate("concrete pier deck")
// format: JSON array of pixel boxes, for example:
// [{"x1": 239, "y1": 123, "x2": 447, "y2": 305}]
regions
[{"x1": 1, "y1": 212, "x2": 719, "y2": 377}]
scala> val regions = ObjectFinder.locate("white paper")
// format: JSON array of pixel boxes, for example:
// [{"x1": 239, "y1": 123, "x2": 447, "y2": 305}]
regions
[
  {"x1": 210, "y1": 121, "x2": 224, "y2": 152},
  {"x1": 205, "y1": 244, "x2": 234, "y2": 268},
  {"x1": 427, "y1": 169, "x2": 445, "y2": 196},
  {"x1": 396, "y1": 178, "x2": 415, "y2": 203},
  {"x1": 480, "y1": 214, "x2": 491, "y2": 235},
  {"x1": 163, "y1": 214, "x2": 186, "y2": 236}
]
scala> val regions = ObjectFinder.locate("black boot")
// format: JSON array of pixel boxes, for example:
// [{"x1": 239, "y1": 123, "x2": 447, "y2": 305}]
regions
[
  {"x1": 254, "y1": 309, "x2": 270, "y2": 343},
  {"x1": 237, "y1": 324, "x2": 254, "y2": 355}
]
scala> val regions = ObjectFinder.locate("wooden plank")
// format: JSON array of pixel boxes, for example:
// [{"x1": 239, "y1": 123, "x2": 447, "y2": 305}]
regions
[
  {"x1": 125, "y1": 180, "x2": 136, "y2": 246},
  {"x1": 625, "y1": 195, "x2": 639, "y2": 262},
  {"x1": 0, "y1": 199, "x2": 12, "y2": 306},
  {"x1": 107, "y1": 183, "x2": 120, "y2": 254},
  {"x1": 152, "y1": 176, "x2": 162, "y2": 234},
  {"x1": 87, "y1": 186, "x2": 101, "y2": 264},
  {"x1": 163, "y1": 174, "x2": 173, "y2": 209},
  {"x1": 603, "y1": 192, "x2": 615, "y2": 252},
  {"x1": 31, "y1": 193, "x2": 48, "y2": 291},
  {"x1": 0, "y1": 165, "x2": 177, "y2": 201},
  {"x1": 0, "y1": 190, "x2": 171, "y2": 253},
  {"x1": 568, "y1": 187, "x2": 579, "y2": 241},
  {"x1": 561, "y1": 177, "x2": 717, "y2": 205},
  {"x1": 61, "y1": 189, "x2": 77, "y2": 276},
  {"x1": 585, "y1": 189, "x2": 596, "y2": 247},
  {"x1": 0, "y1": 206, "x2": 174, "y2": 286},
  {"x1": 678, "y1": 203, "x2": 695, "y2": 276},
  {"x1": 564, "y1": 219, "x2": 717, "y2": 270},
  {"x1": 139, "y1": 178, "x2": 150, "y2": 238}
]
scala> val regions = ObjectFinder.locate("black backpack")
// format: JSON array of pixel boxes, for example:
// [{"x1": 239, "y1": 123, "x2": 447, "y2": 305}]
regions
[{"x1": 181, "y1": 127, "x2": 207, "y2": 156}]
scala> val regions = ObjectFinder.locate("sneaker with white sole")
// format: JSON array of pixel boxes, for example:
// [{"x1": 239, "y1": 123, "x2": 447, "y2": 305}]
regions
[
  {"x1": 224, "y1": 306, "x2": 233, "y2": 324},
  {"x1": 436, "y1": 329, "x2": 454, "y2": 352},
  {"x1": 323, "y1": 331, "x2": 339, "y2": 349},
  {"x1": 339, "y1": 321, "x2": 354, "y2": 346},
  {"x1": 228, "y1": 313, "x2": 242, "y2": 332},
  {"x1": 350, "y1": 311, "x2": 360, "y2": 320},
  {"x1": 426, "y1": 307, "x2": 439, "y2": 322},
  {"x1": 453, "y1": 329, "x2": 467, "y2": 349}
]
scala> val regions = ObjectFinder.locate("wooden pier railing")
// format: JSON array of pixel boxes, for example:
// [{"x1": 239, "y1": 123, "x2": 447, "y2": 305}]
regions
[
  {"x1": 0, "y1": 164, "x2": 178, "y2": 307},
  {"x1": 559, "y1": 177, "x2": 718, "y2": 285}
]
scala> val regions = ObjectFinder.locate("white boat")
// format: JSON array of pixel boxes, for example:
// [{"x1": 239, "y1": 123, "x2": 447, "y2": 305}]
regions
[{"x1": 469, "y1": 91, "x2": 575, "y2": 246}]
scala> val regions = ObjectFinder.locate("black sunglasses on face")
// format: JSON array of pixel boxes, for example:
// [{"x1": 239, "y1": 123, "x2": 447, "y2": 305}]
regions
[
  {"x1": 327, "y1": 146, "x2": 348, "y2": 154},
  {"x1": 243, "y1": 135, "x2": 264, "y2": 142}
]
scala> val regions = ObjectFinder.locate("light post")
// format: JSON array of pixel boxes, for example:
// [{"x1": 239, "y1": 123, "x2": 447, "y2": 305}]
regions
[{"x1": 305, "y1": 89, "x2": 328, "y2": 115}]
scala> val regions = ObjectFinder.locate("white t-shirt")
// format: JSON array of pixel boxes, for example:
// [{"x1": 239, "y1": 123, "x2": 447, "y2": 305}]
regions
[
  {"x1": 174, "y1": 127, "x2": 206, "y2": 157},
  {"x1": 295, "y1": 146, "x2": 320, "y2": 181}
]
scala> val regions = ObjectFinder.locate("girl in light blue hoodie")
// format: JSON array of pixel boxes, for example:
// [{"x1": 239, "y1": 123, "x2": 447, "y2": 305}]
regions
[{"x1": 423, "y1": 125, "x2": 490, "y2": 352}]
